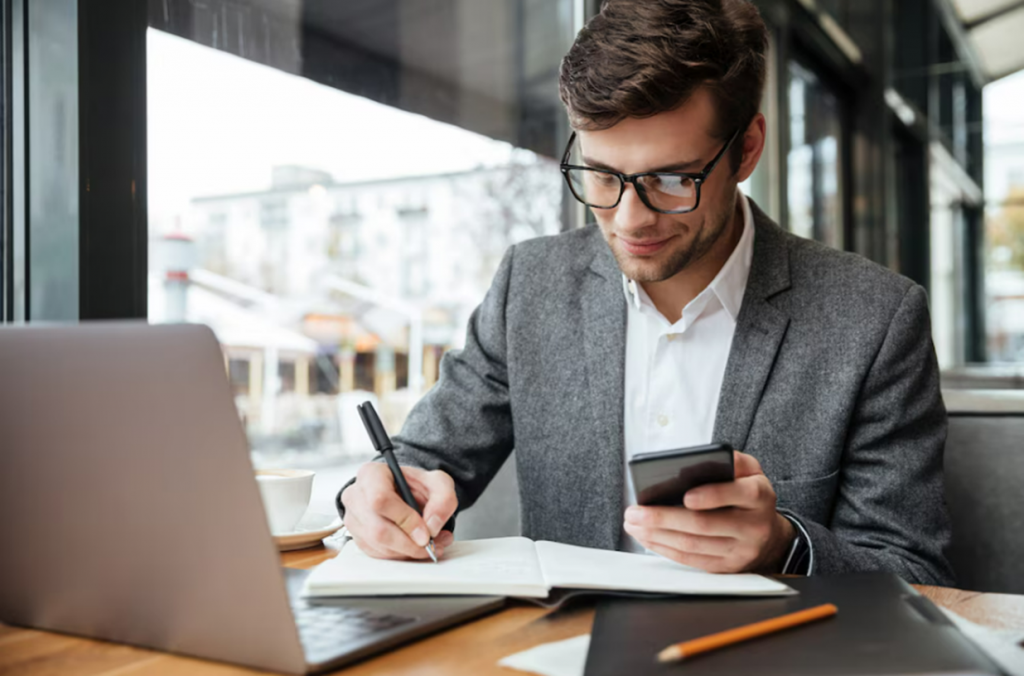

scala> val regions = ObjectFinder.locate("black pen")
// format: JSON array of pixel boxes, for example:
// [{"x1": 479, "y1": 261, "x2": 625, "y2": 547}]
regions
[{"x1": 356, "y1": 401, "x2": 438, "y2": 563}]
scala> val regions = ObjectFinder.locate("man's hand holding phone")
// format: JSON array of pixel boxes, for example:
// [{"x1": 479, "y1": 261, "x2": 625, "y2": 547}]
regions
[
  {"x1": 624, "y1": 449, "x2": 796, "y2": 574},
  {"x1": 340, "y1": 462, "x2": 458, "y2": 560}
]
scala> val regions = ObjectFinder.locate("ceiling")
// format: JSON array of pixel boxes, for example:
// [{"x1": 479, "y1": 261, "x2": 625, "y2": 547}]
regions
[{"x1": 950, "y1": 0, "x2": 1024, "y2": 81}]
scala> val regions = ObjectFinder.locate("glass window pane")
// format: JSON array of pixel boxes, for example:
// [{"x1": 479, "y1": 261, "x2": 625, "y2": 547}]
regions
[
  {"x1": 27, "y1": 0, "x2": 79, "y2": 320},
  {"x1": 739, "y1": 32, "x2": 778, "y2": 220},
  {"x1": 146, "y1": 1, "x2": 577, "y2": 490},
  {"x1": 787, "y1": 60, "x2": 844, "y2": 249},
  {"x1": 983, "y1": 70, "x2": 1024, "y2": 365},
  {"x1": 986, "y1": 201, "x2": 1024, "y2": 362},
  {"x1": 929, "y1": 173, "x2": 963, "y2": 369}
]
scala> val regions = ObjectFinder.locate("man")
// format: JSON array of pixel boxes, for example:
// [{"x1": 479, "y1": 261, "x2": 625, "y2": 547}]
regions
[{"x1": 337, "y1": 0, "x2": 954, "y2": 584}]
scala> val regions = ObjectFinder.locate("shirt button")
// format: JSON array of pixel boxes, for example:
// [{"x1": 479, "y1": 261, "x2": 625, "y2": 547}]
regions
[
  {"x1": 657, "y1": 414, "x2": 669, "y2": 427},
  {"x1": 666, "y1": 333, "x2": 676, "y2": 342}
]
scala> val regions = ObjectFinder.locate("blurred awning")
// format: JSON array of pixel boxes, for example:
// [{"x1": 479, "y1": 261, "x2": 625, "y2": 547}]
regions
[
  {"x1": 186, "y1": 285, "x2": 319, "y2": 353},
  {"x1": 951, "y1": 0, "x2": 1024, "y2": 81}
]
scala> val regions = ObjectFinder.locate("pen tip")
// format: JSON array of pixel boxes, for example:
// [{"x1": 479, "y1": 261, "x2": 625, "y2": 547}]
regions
[{"x1": 427, "y1": 541, "x2": 438, "y2": 564}]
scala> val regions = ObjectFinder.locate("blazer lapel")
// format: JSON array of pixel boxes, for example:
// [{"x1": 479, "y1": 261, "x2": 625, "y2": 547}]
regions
[
  {"x1": 713, "y1": 202, "x2": 792, "y2": 452},
  {"x1": 580, "y1": 231, "x2": 628, "y2": 550},
  {"x1": 573, "y1": 211, "x2": 790, "y2": 545}
]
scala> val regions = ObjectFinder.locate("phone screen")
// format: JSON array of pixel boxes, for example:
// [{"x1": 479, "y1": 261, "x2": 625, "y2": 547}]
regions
[{"x1": 628, "y1": 443, "x2": 734, "y2": 506}]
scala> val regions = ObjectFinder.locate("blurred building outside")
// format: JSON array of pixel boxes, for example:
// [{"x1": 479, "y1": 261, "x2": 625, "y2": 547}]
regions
[{"x1": 149, "y1": 159, "x2": 561, "y2": 467}]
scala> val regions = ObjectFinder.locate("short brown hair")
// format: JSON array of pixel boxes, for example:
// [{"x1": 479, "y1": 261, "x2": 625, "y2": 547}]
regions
[{"x1": 558, "y1": 0, "x2": 769, "y2": 171}]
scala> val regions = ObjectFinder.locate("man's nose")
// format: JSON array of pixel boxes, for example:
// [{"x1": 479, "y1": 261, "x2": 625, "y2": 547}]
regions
[{"x1": 614, "y1": 183, "x2": 658, "y2": 232}]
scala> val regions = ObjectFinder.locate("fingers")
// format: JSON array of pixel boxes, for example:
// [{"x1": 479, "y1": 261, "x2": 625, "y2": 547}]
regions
[
  {"x1": 344, "y1": 462, "x2": 458, "y2": 560},
  {"x1": 623, "y1": 521, "x2": 735, "y2": 557},
  {"x1": 399, "y1": 471, "x2": 458, "y2": 538},
  {"x1": 436, "y1": 530, "x2": 455, "y2": 548},
  {"x1": 358, "y1": 465, "x2": 432, "y2": 544},
  {"x1": 623, "y1": 508, "x2": 771, "y2": 574},
  {"x1": 732, "y1": 450, "x2": 764, "y2": 478},
  {"x1": 684, "y1": 474, "x2": 774, "y2": 511},
  {"x1": 344, "y1": 501, "x2": 436, "y2": 560},
  {"x1": 625, "y1": 504, "x2": 743, "y2": 538},
  {"x1": 682, "y1": 453, "x2": 773, "y2": 511},
  {"x1": 348, "y1": 519, "x2": 452, "y2": 561},
  {"x1": 643, "y1": 542, "x2": 731, "y2": 573},
  {"x1": 344, "y1": 518, "x2": 395, "y2": 560},
  {"x1": 413, "y1": 470, "x2": 459, "y2": 538}
]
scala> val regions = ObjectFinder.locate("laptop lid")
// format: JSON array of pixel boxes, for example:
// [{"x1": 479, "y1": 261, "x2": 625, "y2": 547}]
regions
[{"x1": 0, "y1": 322, "x2": 307, "y2": 674}]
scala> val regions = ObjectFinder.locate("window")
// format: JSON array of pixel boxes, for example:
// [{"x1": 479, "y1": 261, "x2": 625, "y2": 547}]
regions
[
  {"x1": 259, "y1": 199, "x2": 289, "y2": 231},
  {"x1": 787, "y1": 59, "x2": 845, "y2": 249},
  {"x1": 984, "y1": 71, "x2": 1024, "y2": 363},
  {"x1": 146, "y1": 0, "x2": 579, "y2": 471}
]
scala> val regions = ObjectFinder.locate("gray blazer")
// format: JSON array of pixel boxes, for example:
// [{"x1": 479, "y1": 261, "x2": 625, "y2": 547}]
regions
[{"x1": 389, "y1": 200, "x2": 955, "y2": 586}]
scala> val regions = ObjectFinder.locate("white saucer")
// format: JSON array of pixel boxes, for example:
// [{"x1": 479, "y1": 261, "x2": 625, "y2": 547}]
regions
[{"x1": 272, "y1": 512, "x2": 343, "y2": 552}]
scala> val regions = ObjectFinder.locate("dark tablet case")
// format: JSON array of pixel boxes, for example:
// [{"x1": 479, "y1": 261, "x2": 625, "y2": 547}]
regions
[{"x1": 585, "y1": 573, "x2": 1005, "y2": 676}]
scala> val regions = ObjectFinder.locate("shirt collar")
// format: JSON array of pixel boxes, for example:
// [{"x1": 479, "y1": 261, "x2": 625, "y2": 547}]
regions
[{"x1": 622, "y1": 189, "x2": 755, "y2": 322}]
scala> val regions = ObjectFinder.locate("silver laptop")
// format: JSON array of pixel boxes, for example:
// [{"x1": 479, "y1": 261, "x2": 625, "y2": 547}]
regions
[{"x1": 0, "y1": 322, "x2": 503, "y2": 674}]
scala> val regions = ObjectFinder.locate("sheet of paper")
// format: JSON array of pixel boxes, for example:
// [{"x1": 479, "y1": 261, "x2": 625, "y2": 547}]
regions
[
  {"x1": 498, "y1": 634, "x2": 590, "y2": 676},
  {"x1": 303, "y1": 536, "x2": 550, "y2": 598},
  {"x1": 535, "y1": 540, "x2": 795, "y2": 596},
  {"x1": 940, "y1": 606, "x2": 1024, "y2": 676}
]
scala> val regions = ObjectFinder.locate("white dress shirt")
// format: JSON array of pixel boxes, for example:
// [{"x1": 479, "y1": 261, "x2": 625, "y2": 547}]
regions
[{"x1": 621, "y1": 190, "x2": 755, "y2": 552}]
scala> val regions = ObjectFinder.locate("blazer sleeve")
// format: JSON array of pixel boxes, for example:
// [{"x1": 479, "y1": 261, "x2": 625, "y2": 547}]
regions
[
  {"x1": 784, "y1": 284, "x2": 956, "y2": 586},
  {"x1": 336, "y1": 245, "x2": 518, "y2": 520}
]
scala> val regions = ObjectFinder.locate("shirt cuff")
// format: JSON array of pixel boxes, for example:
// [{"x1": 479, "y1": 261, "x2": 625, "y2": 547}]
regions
[{"x1": 335, "y1": 477, "x2": 358, "y2": 521}]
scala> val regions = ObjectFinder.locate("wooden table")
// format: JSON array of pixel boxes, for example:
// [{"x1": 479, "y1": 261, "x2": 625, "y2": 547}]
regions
[{"x1": 3, "y1": 543, "x2": 1024, "y2": 676}]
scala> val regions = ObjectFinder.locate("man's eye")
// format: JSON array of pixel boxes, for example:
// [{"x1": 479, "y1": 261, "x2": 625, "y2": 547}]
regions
[
  {"x1": 645, "y1": 175, "x2": 665, "y2": 190},
  {"x1": 646, "y1": 175, "x2": 692, "y2": 196}
]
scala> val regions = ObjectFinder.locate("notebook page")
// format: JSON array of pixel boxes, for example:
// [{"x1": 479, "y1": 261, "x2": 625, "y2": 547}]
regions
[
  {"x1": 303, "y1": 536, "x2": 550, "y2": 598},
  {"x1": 535, "y1": 541, "x2": 795, "y2": 596}
]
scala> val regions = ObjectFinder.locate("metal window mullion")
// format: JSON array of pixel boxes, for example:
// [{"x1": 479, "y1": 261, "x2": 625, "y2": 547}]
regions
[
  {"x1": 19, "y1": 0, "x2": 25, "y2": 321},
  {"x1": 7, "y1": 0, "x2": 26, "y2": 323},
  {"x1": 1, "y1": 0, "x2": 10, "y2": 322}
]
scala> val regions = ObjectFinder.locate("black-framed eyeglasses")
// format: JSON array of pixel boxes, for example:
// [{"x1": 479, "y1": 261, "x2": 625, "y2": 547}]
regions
[{"x1": 559, "y1": 127, "x2": 741, "y2": 215}]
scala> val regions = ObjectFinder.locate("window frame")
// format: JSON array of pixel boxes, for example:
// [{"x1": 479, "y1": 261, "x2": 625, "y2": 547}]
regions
[
  {"x1": 1, "y1": 0, "x2": 10, "y2": 321},
  {"x1": 77, "y1": 0, "x2": 589, "y2": 321},
  {"x1": 78, "y1": 0, "x2": 148, "y2": 320},
  {"x1": 784, "y1": 44, "x2": 854, "y2": 251}
]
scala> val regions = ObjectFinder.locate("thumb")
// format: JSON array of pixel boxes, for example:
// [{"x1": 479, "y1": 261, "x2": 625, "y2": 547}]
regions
[{"x1": 733, "y1": 450, "x2": 765, "y2": 479}]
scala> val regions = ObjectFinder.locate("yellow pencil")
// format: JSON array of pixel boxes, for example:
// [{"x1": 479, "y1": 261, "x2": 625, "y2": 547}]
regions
[{"x1": 656, "y1": 603, "x2": 839, "y2": 663}]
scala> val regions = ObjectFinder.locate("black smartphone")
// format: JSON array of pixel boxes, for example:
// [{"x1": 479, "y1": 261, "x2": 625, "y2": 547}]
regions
[{"x1": 628, "y1": 443, "x2": 735, "y2": 506}]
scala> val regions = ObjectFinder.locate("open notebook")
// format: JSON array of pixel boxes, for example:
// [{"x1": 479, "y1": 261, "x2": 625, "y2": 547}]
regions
[{"x1": 303, "y1": 536, "x2": 795, "y2": 599}]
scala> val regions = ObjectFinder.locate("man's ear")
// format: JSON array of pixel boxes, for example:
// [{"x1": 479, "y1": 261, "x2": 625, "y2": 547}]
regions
[{"x1": 734, "y1": 113, "x2": 767, "y2": 184}]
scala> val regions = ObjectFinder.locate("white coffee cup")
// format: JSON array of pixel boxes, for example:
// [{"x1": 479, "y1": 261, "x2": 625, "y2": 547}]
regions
[{"x1": 255, "y1": 469, "x2": 315, "y2": 535}]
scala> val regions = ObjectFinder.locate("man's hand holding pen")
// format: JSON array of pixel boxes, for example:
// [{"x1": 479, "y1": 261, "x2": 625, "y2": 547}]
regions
[
  {"x1": 341, "y1": 462, "x2": 458, "y2": 561},
  {"x1": 345, "y1": 402, "x2": 459, "y2": 562}
]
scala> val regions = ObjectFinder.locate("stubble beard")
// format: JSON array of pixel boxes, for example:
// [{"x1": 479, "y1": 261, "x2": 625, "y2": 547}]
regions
[{"x1": 610, "y1": 205, "x2": 733, "y2": 283}]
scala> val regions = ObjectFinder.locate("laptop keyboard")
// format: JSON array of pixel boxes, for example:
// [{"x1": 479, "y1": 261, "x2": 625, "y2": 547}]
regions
[{"x1": 292, "y1": 600, "x2": 417, "y2": 655}]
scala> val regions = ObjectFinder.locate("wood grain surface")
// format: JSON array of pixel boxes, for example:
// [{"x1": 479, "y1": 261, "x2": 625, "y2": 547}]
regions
[{"x1": 1, "y1": 543, "x2": 1021, "y2": 676}]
